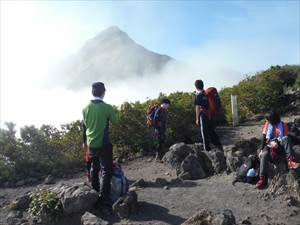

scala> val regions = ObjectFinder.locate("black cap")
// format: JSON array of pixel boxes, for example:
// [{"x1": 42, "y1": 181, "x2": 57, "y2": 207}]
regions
[
  {"x1": 161, "y1": 98, "x2": 171, "y2": 105},
  {"x1": 92, "y1": 82, "x2": 106, "y2": 97}
]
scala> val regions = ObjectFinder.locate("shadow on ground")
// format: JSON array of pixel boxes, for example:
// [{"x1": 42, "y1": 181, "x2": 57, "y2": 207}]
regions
[{"x1": 129, "y1": 201, "x2": 186, "y2": 225}]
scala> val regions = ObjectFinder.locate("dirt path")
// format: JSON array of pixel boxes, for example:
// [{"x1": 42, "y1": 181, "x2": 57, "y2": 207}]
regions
[{"x1": 118, "y1": 159, "x2": 300, "y2": 225}]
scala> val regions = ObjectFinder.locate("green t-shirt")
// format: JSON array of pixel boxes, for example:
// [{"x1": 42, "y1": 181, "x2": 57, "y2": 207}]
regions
[{"x1": 83, "y1": 100, "x2": 118, "y2": 148}]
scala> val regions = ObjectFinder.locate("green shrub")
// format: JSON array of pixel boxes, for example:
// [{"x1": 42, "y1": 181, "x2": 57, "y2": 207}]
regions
[
  {"x1": 28, "y1": 190, "x2": 63, "y2": 223},
  {"x1": 219, "y1": 65, "x2": 300, "y2": 122}
]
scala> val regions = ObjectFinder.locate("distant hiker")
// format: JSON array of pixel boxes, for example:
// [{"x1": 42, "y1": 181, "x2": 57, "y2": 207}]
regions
[
  {"x1": 194, "y1": 80, "x2": 223, "y2": 151},
  {"x1": 256, "y1": 111, "x2": 299, "y2": 189},
  {"x1": 82, "y1": 82, "x2": 118, "y2": 210},
  {"x1": 147, "y1": 98, "x2": 171, "y2": 161}
]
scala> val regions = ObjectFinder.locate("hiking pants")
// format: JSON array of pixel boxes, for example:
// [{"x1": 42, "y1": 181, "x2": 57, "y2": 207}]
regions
[
  {"x1": 281, "y1": 136, "x2": 294, "y2": 158},
  {"x1": 154, "y1": 128, "x2": 166, "y2": 159},
  {"x1": 199, "y1": 114, "x2": 222, "y2": 151},
  {"x1": 259, "y1": 138, "x2": 293, "y2": 177},
  {"x1": 259, "y1": 149, "x2": 271, "y2": 177},
  {"x1": 89, "y1": 144, "x2": 113, "y2": 204}
]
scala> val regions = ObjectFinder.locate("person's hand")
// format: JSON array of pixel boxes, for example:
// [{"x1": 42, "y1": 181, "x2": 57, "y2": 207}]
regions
[
  {"x1": 196, "y1": 119, "x2": 199, "y2": 126},
  {"x1": 270, "y1": 141, "x2": 278, "y2": 149},
  {"x1": 259, "y1": 150, "x2": 263, "y2": 159}
]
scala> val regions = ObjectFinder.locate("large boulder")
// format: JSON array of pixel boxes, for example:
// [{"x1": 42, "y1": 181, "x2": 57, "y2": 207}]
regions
[
  {"x1": 163, "y1": 143, "x2": 226, "y2": 180},
  {"x1": 51, "y1": 182, "x2": 99, "y2": 215},
  {"x1": 181, "y1": 209, "x2": 236, "y2": 225},
  {"x1": 163, "y1": 143, "x2": 194, "y2": 172},
  {"x1": 81, "y1": 212, "x2": 108, "y2": 225}
]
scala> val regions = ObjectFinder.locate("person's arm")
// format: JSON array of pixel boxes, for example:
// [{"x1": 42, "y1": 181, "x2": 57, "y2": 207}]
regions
[
  {"x1": 82, "y1": 109, "x2": 87, "y2": 149},
  {"x1": 109, "y1": 106, "x2": 118, "y2": 125},
  {"x1": 82, "y1": 122, "x2": 87, "y2": 145},
  {"x1": 195, "y1": 94, "x2": 202, "y2": 125},
  {"x1": 195, "y1": 106, "x2": 200, "y2": 125},
  {"x1": 260, "y1": 134, "x2": 267, "y2": 150}
]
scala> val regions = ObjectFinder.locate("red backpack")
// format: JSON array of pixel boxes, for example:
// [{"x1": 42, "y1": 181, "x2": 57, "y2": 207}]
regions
[{"x1": 205, "y1": 87, "x2": 222, "y2": 119}]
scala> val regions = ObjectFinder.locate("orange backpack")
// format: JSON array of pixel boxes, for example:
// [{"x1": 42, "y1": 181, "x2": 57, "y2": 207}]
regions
[{"x1": 146, "y1": 105, "x2": 159, "y2": 127}]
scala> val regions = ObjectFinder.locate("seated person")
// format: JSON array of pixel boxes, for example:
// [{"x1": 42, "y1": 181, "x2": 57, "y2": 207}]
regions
[{"x1": 256, "y1": 111, "x2": 299, "y2": 189}]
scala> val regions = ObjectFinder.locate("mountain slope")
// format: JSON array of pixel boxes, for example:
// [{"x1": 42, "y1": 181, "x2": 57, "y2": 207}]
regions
[{"x1": 52, "y1": 26, "x2": 173, "y2": 89}]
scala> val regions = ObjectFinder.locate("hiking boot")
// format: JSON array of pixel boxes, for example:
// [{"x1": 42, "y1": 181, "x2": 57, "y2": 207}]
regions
[
  {"x1": 287, "y1": 156, "x2": 299, "y2": 170},
  {"x1": 256, "y1": 176, "x2": 267, "y2": 189}
]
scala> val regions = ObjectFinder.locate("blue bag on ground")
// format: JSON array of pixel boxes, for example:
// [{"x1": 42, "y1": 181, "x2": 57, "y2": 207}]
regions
[{"x1": 110, "y1": 163, "x2": 129, "y2": 202}]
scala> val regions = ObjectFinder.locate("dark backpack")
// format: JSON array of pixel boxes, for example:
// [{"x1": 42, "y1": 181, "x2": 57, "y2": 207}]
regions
[
  {"x1": 232, "y1": 155, "x2": 260, "y2": 185},
  {"x1": 146, "y1": 105, "x2": 159, "y2": 127},
  {"x1": 205, "y1": 87, "x2": 222, "y2": 119}
]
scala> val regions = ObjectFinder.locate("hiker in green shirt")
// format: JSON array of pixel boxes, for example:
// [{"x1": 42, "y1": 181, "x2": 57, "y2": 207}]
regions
[{"x1": 82, "y1": 82, "x2": 118, "y2": 210}]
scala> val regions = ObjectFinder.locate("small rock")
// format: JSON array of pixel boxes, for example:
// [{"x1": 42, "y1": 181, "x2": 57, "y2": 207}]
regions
[
  {"x1": 181, "y1": 209, "x2": 236, "y2": 225},
  {"x1": 44, "y1": 175, "x2": 55, "y2": 185},
  {"x1": 241, "y1": 219, "x2": 251, "y2": 224},
  {"x1": 81, "y1": 212, "x2": 109, "y2": 225},
  {"x1": 13, "y1": 193, "x2": 31, "y2": 211},
  {"x1": 113, "y1": 191, "x2": 138, "y2": 218},
  {"x1": 15, "y1": 180, "x2": 25, "y2": 187},
  {"x1": 6, "y1": 211, "x2": 23, "y2": 225},
  {"x1": 286, "y1": 196, "x2": 298, "y2": 207},
  {"x1": 163, "y1": 186, "x2": 169, "y2": 190}
]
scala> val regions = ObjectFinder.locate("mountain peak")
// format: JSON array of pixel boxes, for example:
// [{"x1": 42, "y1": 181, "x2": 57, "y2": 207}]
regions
[
  {"x1": 92, "y1": 26, "x2": 130, "y2": 43},
  {"x1": 52, "y1": 26, "x2": 173, "y2": 89}
]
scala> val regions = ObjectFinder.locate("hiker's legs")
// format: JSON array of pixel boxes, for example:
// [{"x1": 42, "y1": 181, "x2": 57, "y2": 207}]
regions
[
  {"x1": 90, "y1": 154, "x2": 100, "y2": 192},
  {"x1": 157, "y1": 137, "x2": 165, "y2": 159},
  {"x1": 155, "y1": 128, "x2": 165, "y2": 159},
  {"x1": 206, "y1": 118, "x2": 222, "y2": 150},
  {"x1": 86, "y1": 160, "x2": 91, "y2": 181},
  {"x1": 99, "y1": 144, "x2": 113, "y2": 204},
  {"x1": 199, "y1": 114, "x2": 210, "y2": 151},
  {"x1": 259, "y1": 148, "x2": 271, "y2": 177},
  {"x1": 282, "y1": 136, "x2": 294, "y2": 158}
]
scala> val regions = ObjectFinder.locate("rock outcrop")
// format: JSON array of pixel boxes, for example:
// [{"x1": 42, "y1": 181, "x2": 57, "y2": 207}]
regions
[{"x1": 163, "y1": 143, "x2": 227, "y2": 180}]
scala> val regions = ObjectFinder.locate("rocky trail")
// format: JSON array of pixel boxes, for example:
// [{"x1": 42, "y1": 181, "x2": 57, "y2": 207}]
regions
[{"x1": 1, "y1": 118, "x2": 300, "y2": 225}]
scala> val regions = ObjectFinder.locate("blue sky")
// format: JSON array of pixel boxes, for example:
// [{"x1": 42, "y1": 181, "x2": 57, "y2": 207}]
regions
[
  {"x1": 37, "y1": 1, "x2": 299, "y2": 60},
  {"x1": 0, "y1": 0, "x2": 299, "y2": 127}
]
